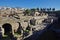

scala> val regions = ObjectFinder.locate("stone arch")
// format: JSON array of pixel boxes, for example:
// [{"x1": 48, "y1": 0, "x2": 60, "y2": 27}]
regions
[{"x1": 2, "y1": 23, "x2": 12, "y2": 35}]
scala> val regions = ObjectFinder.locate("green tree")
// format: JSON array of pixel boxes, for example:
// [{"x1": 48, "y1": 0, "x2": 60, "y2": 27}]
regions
[
  {"x1": 24, "y1": 9, "x2": 31, "y2": 16},
  {"x1": 30, "y1": 8, "x2": 36, "y2": 16},
  {"x1": 43, "y1": 8, "x2": 46, "y2": 11},
  {"x1": 49, "y1": 8, "x2": 51, "y2": 11},
  {"x1": 40, "y1": 8, "x2": 43, "y2": 11},
  {"x1": 47, "y1": 8, "x2": 50, "y2": 11},
  {"x1": 31, "y1": 8, "x2": 36, "y2": 12},
  {"x1": 52, "y1": 8, "x2": 55, "y2": 11},
  {"x1": 36, "y1": 8, "x2": 39, "y2": 12}
]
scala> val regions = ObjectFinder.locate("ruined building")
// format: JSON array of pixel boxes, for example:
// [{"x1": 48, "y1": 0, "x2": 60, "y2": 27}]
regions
[{"x1": 0, "y1": 7, "x2": 48, "y2": 40}]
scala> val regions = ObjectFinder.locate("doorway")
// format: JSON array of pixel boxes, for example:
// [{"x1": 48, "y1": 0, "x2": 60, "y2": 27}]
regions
[{"x1": 2, "y1": 23, "x2": 12, "y2": 35}]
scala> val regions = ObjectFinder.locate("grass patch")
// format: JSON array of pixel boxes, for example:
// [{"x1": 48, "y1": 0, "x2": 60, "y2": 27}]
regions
[
  {"x1": 14, "y1": 32, "x2": 21, "y2": 37},
  {"x1": 2, "y1": 35, "x2": 10, "y2": 40},
  {"x1": 24, "y1": 30, "x2": 30, "y2": 33},
  {"x1": 3, "y1": 35, "x2": 8, "y2": 38}
]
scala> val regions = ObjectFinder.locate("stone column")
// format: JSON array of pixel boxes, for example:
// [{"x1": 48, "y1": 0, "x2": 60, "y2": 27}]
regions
[
  {"x1": 0, "y1": 25, "x2": 4, "y2": 36},
  {"x1": 12, "y1": 27, "x2": 14, "y2": 35},
  {"x1": 1, "y1": 28, "x2": 4, "y2": 36}
]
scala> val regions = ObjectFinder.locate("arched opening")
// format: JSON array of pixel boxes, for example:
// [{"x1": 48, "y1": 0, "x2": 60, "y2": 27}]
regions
[{"x1": 2, "y1": 23, "x2": 12, "y2": 35}]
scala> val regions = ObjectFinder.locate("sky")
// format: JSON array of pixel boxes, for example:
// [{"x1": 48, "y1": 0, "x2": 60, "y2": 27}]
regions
[{"x1": 0, "y1": 0, "x2": 60, "y2": 10}]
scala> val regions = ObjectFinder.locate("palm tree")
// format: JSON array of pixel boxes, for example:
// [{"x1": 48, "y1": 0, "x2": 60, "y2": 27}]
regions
[
  {"x1": 49, "y1": 8, "x2": 51, "y2": 11},
  {"x1": 47, "y1": 8, "x2": 50, "y2": 11},
  {"x1": 52, "y1": 8, "x2": 55, "y2": 14},
  {"x1": 43, "y1": 8, "x2": 46, "y2": 12},
  {"x1": 40, "y1": 8, "x2": 43, "y2": 13},
  {"x1": 52, "y1": 8, "x2": 55, "y2": 11},
  {"x1": 40, "y1": 8, "x2": 43, "y2": 11},
  {"x1": 36, "y1": 8, "x2": 39, "y2": 12}
]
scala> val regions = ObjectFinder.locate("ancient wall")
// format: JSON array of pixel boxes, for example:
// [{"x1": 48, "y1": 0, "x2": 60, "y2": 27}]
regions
[{"x1": 0, "y1": 17, "x2": 19, "y2": 36}]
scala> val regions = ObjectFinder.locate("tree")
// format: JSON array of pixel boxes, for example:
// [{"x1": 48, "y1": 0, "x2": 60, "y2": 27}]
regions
[
  {"x1": 36, "y1": 8, "x2": 39, "y2": 12},
  {"x1": 52, "y1": 8, "x2": 55, "y2": 11},
  {"x1": 49, "y1": 8, "x2": 51, "y2": 11},
  {"x1": 30, "y1": 8, "x2": 36, "y2": 16},
  {"x1": 24, "y1": 9, "x2": 31, "y2": 16},
  {"x1": 31, "y1": 8, "x2": 36, "y2": 12},
  {"x1": 40, "y1": 8, "x2": 46, "y2": 11},
  {"x1": 47, "y1": 8, "x2": 50, "y2": 11},
  {"x1": 40, "y1": 8, "x2": 43, "y2": 11}
]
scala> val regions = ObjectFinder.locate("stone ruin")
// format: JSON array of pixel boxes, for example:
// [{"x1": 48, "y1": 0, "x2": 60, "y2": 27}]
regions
[{"x1": 0, "y1": 8, "x2": 48, "y2": 40}]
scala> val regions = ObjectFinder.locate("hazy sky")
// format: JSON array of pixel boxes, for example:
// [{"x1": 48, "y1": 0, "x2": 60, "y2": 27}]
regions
[{"x1": 0, "y1": 0, "x2": 60, "y2": 10}]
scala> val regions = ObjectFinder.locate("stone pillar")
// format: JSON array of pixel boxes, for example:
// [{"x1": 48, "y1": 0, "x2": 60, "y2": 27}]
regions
[
  {"x1": 30, "y1": 25, "x2": 33, "y2": 35},
  {"x1": 1, "y1": 28, "x2": 4, "y2": 36},
  {"x1": 0, "y1": 25, "x2": 4, "y2": 36},
  {"x1": 12, "y1": 27, "x2": 14, "y2": 35},
  {"x1": 30, "y1": 27, "x2": 33, "y2": 35},
  {"x1": 0, "y1": 27, "x2": 2, "y2": 40}
]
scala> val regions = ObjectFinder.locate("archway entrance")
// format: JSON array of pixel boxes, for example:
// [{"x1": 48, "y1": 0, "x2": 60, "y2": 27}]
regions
[{"x1": 2, "y1": 23, "x2": 12, "y2": 35}]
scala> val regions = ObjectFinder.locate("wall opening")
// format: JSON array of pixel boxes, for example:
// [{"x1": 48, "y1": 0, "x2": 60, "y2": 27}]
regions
[{"x1": 2, "y1": 23, "x2": 12, "y2": 35}]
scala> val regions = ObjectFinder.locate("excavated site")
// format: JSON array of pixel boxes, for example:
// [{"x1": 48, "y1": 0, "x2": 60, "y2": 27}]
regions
[{"x1": 0, "y1": 7, "x2": 50, "y2": 40}]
